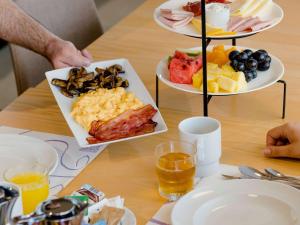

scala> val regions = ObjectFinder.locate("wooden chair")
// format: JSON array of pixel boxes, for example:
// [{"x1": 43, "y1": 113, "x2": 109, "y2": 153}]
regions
[{"x1": 10, "y1": 0, "x2": 103, "y2": 95}]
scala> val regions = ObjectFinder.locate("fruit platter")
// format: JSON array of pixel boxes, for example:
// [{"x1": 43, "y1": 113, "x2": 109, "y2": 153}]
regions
[
  {"x1": 46, "y1": 59, "x2": 168, "y2": 148},
  {"x1": 153, "y1": 0, "x2": 283, "y2": 39},
  {"x1": 156, "y1": 45, "x2": 284, "y2": 95}
]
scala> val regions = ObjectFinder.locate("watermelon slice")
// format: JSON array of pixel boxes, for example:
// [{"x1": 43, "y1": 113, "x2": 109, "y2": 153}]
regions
[{"x1": 169, "y1": 51, "x2": 202, "y2": 84}]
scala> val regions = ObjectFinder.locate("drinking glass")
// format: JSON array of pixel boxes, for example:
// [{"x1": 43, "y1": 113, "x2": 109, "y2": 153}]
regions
[
  {"x1": 4, "y1": 163, "x2": 49, "y2": 214},
  {"x1": 155, "y1": 141, "x2": 196, "y2": 201}
]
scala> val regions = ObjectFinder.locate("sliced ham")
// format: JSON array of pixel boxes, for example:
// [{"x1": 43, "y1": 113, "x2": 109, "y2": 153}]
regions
[
  {"x1": 160, "y1": 9, "x2": 194, "y2": 17},
  {"x1": 233, "y1": 17, "x2": 260, "y2": 32},
  {"x1": 159, "y1": 8, "x2": 194, "y2": 28},
  {"x1": 248, "y1": 19, "x2": 274, "y2": 31},
  {"x1": 228, "y1": 16, "x2": 252, "y2": 32},
  {"x1": 159, "y1": 15, "x2": 193, "y2": 29},
  {"x1": 228, "y1": 16, "x2": 273, "y2": 33}
]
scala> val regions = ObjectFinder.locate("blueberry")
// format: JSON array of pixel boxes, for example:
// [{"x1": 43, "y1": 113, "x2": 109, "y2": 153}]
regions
[
  {"x1": 252, "y1": 70, "x2": 258, "y2": 79},
  {"x1": 229, "y1": 50, "x2": 240, "y2": 61},
  {"x1": 236, "y1": 62, "x2": 246, "y2": 71},
  {"x1": 258, "y1": 62, "x2": 271, "y2": 71},
  {"x1": 230, "y1": 59, "x2": 239, "y2": 68},
  {"x1": 244, "y1": 70, "x2": 253, "y2": 82},
  {"x1": 237, "y1": 52, "x2": 248, "y2": 62},
  {"x1": 246, "y1": 59, "x2": 258, "y2": 70},
  {"x1": 243, "y1": 49, "x2": 253, "y2": 57},
  {"x1": 265, "y1": 55, "x2": 272, "y2": 63},
  {"x1": 257, "y1": 49, "x2": 268, "y2": 54},
  {"x1": 252, "y1": 51, "x2": 267, "y2": 62}
]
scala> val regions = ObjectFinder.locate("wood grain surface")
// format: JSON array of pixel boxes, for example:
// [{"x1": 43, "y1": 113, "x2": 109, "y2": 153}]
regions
[{"x1": 0, "y1": 0, "x2": 299, "y2": 223}]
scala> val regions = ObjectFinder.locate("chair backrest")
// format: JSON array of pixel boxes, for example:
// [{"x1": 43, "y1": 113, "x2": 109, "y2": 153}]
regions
[{"x1": 10, "y1": 0, "x2": 103, "y2": 95}]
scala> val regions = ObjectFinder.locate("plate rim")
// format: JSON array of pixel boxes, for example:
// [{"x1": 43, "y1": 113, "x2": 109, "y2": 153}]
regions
[
  {"x1": 156, "y1": 45, "x2": 285, "y2": 96},
  {"x1": 0, "y1": 133, "x2": 59, "y2": 175},
  {"x1": 153, "y1": 0, "x2": 284, "y2": 39},
  {"x1": 45, "y1": 58, "x2": 168, "y2": 148},
  {"x1": 171, "y1": 179, "x2": 300, "y2": 225}
]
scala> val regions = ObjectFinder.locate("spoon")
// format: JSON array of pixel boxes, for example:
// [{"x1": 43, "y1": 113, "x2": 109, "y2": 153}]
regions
[
  {"x1": 238, "y1": 166, "x2": 300, "y2": 189},
  {"x1": 265, "y1": 168, "x2": 300, "y2": 184},
  {"x1": 239, "y1": 166, "x2": 269, "y2": 180}
]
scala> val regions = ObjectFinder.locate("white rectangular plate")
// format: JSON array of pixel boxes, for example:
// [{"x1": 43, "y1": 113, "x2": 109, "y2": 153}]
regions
[{"x1": 46, "y1": 59, "x2": 168, "y2": 148}]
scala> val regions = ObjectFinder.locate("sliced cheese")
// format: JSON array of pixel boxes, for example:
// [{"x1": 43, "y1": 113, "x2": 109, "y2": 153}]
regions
[
  {"x1": 242, "y1": 0, "x2": 272, "y2": 17},
  {"x1": 191, "y1": 19, "x2": 236, "y2": 36},
  {"x1": 232, "y1": 0, "x2": 256, "y2": 16},
  {"x1": 250, "y1": 0, "x2": 273, "y2": 17}
]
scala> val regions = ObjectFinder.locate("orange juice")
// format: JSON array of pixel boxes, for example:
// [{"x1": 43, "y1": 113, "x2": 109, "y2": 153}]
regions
[
  {"x1": 156, "y1": 152, "x2": 195, "y2": 197},
  {"x1": 10, "y1": 172, "x2": 49, "y2": 214}
]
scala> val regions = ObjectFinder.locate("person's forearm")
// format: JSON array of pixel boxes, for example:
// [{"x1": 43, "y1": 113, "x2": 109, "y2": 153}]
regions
[{"x1": 0, "y1": 0, "x2": 59, "y2": 56}]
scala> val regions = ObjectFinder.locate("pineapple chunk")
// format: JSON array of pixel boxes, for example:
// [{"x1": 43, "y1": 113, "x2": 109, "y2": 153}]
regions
[
  {"x1": 222, "y1": 64, "x2": 236, "y2": 73},
  {"x1": 192, "y1": 72, "x2": 203, "y2": 89},
  {"x1": 232, "y1": 72, "x2": 247, "y2": 91},
  {"x1": 217, "y1": 76, "x2": 237, "y2": 93},
  {"x1": 207, "y1": 63, "x2": 219, "y2": 70},
  {"x1": 208, "y1": 82, "x2": 219, "y2": 93}
]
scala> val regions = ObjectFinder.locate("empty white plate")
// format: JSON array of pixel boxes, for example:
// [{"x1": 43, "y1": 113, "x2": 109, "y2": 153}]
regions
[
  {"x1": 172, "y1": 179, "x2": 300, "y2": 225},
  {"x1": 0, "y1": 134, "x2": 59, "y2": 179}
]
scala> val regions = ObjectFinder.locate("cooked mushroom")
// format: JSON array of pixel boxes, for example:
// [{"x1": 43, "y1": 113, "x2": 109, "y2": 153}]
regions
[
  {"x1": 51, "y1": 79, "x2": 67, "y2": 88},
  {"x1": 60, "y1": 88, "x2": 73, "y2": 98},
  {"x1": 52, "y1": 64, "x2": 129, "y2": 97}
]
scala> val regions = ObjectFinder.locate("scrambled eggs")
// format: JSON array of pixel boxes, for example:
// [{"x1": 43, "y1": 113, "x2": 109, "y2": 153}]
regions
[{"x1": 71, "y1": 87, "x2": 144, "y2": 131}]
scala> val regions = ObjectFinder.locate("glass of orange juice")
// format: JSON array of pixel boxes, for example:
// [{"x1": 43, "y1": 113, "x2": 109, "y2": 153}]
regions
[
  {"x1": 4, "y1": 163, "x2": 49, "y2": 214},
  {"x1": 155, "y1": 141, "x2": 197, "y2": 201}
]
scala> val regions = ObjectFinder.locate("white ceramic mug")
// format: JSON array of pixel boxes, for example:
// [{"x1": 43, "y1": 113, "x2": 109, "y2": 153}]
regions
[{"x1": 179, "y1": 117, "x2": 221, "y2": 177}]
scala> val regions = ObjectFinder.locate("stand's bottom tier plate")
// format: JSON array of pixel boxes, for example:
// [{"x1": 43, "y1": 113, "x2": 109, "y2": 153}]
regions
[{"x1": 156, "y1": 45, "x2": 284, "y2": 96}]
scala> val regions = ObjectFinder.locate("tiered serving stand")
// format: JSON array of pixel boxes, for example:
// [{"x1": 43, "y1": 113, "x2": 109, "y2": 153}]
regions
[{"x1": 154, "y1": 0, "x2": 286, "y2": 118}]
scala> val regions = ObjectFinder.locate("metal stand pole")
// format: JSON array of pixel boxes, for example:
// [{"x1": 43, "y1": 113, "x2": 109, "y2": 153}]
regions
[
  {"x1": 232, "y1": 38, "x2": 236, "y2": 46},
  {"x1": 156, "y1": 75, "x2": 159, "y2": 108},
  {"x1": 201, "y1": 0, "x2": 209, "y2": 117},
  {"x1": 277, "y1": 80, "x2": 287, "y2": 119}
]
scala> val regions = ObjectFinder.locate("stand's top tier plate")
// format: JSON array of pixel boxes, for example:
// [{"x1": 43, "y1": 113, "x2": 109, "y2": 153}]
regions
[{"x1": 153, "y1": 0, "x2": 284, "y2": 39}]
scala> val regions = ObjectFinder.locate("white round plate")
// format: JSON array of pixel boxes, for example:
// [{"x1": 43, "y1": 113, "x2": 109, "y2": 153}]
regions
[
  {"x1": 156, "y1": 45, "x2": 284, "y2": 95},
  {"x1": 172, "y1": 180, "x2": 300, "y2": 225},
  {"x1": 0, "y1": 134, "x2": 59, "y2": 179},
  {"x1": 120, "y1": 207, "x2": 137, "y2": 225},
  {"x1": 154, "y1": 0, "x2": 284, "y2": 39}
]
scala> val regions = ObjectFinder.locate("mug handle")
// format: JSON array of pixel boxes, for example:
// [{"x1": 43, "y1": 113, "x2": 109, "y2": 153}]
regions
[{"x1": 196, "y1": 138, "x2": 205, "y2": 163}]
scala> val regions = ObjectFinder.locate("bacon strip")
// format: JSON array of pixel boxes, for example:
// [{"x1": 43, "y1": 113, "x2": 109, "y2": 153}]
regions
[
  {"x1": 87, "y1": 120, "x2": 157, "y2": 144},
  {"x1": 87, "y1": 104, "x2": 158, "y2": 144}
]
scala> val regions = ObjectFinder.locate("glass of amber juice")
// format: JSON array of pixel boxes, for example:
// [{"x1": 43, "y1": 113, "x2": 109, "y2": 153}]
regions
[
  {"x1": 155, "y1": 141, "x2": 196, "y2": 201},
  {"x1": 4, "y1": 163, "x2": 49, "y2": 214}
]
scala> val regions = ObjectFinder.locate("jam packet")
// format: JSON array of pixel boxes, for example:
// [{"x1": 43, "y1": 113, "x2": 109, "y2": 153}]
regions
[{"x1": 72, "y1": 184, "x2": 105, "y2": 205}]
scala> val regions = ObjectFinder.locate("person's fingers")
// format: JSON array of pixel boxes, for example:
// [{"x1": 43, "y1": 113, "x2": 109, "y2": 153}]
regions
[
  {"x1": 263, "y1": 144, "x2": 300, "y2": 158},
  {"x1": 65, "y1": 52, "x2": 91, "y2": 67},
  {"x1": 81, "y1": 49, "x2": 93, "y2": 61},
  {"x1": 52, "y1": 60, "x2": 71, "y2": 69},
  {"x1": 266, "y1": 124, "x2": 288, "y2": 146}
]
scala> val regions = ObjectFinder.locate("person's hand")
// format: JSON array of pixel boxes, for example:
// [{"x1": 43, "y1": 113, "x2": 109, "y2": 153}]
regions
[
  {"x1": 264, "y1": 122, "x2": 300, "y2": 159},
  {"x1": 45, "y1": 38, "x2": 92, "y2": 69}
]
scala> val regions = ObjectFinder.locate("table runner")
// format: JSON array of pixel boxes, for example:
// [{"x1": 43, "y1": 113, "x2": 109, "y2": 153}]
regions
[
  {"x1": 0, "y1": 126, "x2": 107, "y2": 196},
  {"x1": 146, "y1": 164, "x2": 241, "y2": 225}
]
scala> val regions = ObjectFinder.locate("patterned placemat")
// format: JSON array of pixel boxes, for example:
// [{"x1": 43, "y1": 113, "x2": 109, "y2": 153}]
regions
[{"x1": 0, "y1": 126, "x2": 107, "y2": 196}]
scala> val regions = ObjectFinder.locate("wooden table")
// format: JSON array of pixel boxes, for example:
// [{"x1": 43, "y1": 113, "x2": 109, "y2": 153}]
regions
[{"x1": 1, "y1": 0, "x2": 300, "y2": 223}]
